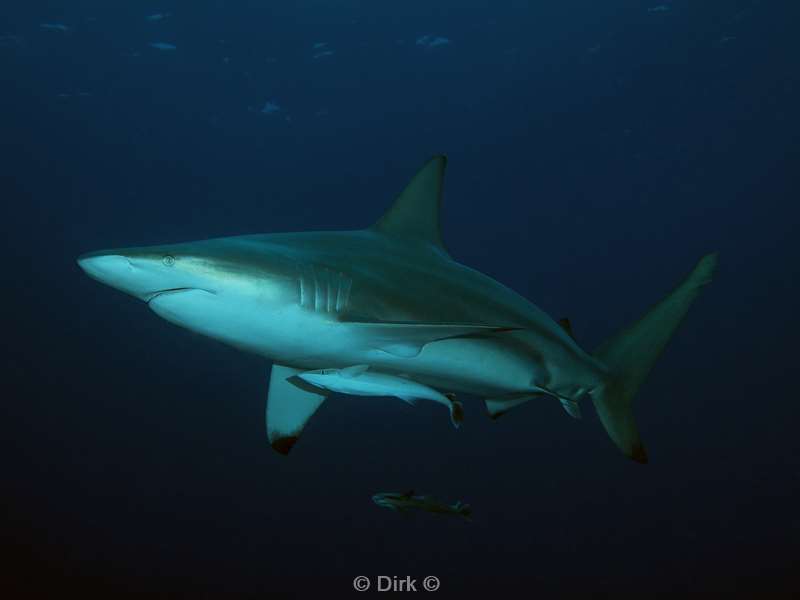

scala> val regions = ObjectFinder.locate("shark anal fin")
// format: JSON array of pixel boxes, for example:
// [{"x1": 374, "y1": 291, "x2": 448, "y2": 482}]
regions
[
  {"x1": 266, "y1": 364, "x2": 328, "y2": 455},
  {"x1": 342, "y1": 320, "x2": 520, "y2": 358},
  {"x1": 559, "y1": 398, "x2": 582, "y2": 419}
]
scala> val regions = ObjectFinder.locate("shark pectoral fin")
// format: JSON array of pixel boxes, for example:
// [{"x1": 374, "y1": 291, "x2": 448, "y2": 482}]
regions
[
  {"x1": 559, "y1": 398, "x2": 582, "y2": 419},
  {"x1": 484, "y1": 394, "x2": 541, "y2": 420},
  {"x1": 343, "y1": 321, "x2": 520, "y2": 358},
  {"x1": 266, "y1": 364, "x2": 329, "y2": 455},
  {"x1": 339, "y1": 364, "x2": 369, "y2": 378}
]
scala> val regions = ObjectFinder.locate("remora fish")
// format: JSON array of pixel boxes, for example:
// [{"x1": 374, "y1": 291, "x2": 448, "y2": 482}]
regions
[
  {"x1": 297, "y1": 365, "x2": 464, "y2": 427},
  {"x1": 77, "y1": 155, "x2": 717, "y2": 461},
  {"x1": 373, "y1": 491, "x2": 472, "y2": 521}
]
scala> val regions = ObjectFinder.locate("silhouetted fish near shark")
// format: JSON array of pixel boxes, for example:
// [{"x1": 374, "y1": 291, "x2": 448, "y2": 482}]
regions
[
  {"x1": 373, "y1": 491, "x2": 472, "y2": 521},
  {"x1": 77, "y1": 155, "x2": 717, "y2": 462}
]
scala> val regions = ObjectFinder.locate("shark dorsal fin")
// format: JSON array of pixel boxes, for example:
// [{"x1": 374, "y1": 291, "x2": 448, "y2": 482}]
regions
[{"x1": 371, "y1": 156, "x2": 449, "y2": 255}]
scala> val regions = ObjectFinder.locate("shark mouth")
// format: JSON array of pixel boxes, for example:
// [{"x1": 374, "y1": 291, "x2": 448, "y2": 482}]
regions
[{"x1": 146, "y1": 287, "x2": 207, "y2": 303}]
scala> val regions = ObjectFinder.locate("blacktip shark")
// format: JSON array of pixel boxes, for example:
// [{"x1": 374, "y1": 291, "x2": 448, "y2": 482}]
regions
[
  {"x1": 296, "y1": 365, "x2": 464, "y2": 427},
  {"x1": 373, "y1": 491, "x2": 472, "y2": 521},
  {"x1": 77, "y1": 155, "x2": 717, "y2": 462}
]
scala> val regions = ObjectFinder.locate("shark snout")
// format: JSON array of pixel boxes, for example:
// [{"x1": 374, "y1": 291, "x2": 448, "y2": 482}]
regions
[
  {"x1": 77, "y1": 249, "x2": 185, "y2": 301},
  {"x1": 77, "y1": 252, "x2": 132, "y2": 282}
]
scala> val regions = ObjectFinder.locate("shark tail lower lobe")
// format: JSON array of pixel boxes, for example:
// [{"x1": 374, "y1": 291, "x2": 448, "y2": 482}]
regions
[{"x1": 591, "y1": 253, "x2": 717, "y2": 463}]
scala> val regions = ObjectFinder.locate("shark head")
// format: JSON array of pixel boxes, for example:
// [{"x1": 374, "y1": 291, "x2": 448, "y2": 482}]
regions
[{"x1": 78, "y1": 236, "x2": 299, "y2": 351}]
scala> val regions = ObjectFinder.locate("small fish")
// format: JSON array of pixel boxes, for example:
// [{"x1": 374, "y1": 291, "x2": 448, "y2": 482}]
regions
[
  {"x1": 40, "y1": 23, "x2": 70, "y2": 32},
  {"x1": 416, "y1": 35, "x2": 451, "y2": 48},
  {"x1": 260, "y1": 100, "x2": 281, "y2": 114},
  {"x1": 373, "y1": 491, "x2": 472, "y2": 521},
  {"x1": 149, "y1": 42, "x2": 176, "y2": 51},
  {"x1": 647, "y1": 5, "x2": 670, "y2": 12},
  {"x1": 146, "y1": 12, "x2": 171, "y2": 22},
  {"x1": 312, "y1": 42, "x2": 327, "y2": 49},
  {"x1": 0, "y1": 34, "x2": 24, "y2": 47},
  {"x1": 297, "y1": 365, "x2": 464, "y2": 428},
  {"x1": 312, "y1": 50, "x2": 334, "y2": 59}
]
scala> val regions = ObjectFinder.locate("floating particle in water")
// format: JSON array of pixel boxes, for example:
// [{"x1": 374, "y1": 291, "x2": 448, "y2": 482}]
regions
[
  {"x1": 415, "y1": 35, "x2": 451, "y2": 48},
  {"x1": 40, "y1": 23, "x2": 70, "y2": 32},
  {"x1": 260, "y1": 100, "x2": 281, "y2": 115}
]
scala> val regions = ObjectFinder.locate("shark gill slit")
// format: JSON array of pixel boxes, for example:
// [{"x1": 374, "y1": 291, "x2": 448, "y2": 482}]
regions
[
  {"x1": 312, "y1": 265, "x2": 323, "y2": 312},
  {"x1": 298, "y1": 269, "x2": 308, "y2": 308},
  {"x1": 326, "y1": 270, "x2": 334, "y2": 313}
]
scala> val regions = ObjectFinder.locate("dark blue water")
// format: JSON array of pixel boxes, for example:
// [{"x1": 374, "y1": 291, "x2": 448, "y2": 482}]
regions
[{"x1": 3, "y1": 1, "x2": 798, "y2": 597}]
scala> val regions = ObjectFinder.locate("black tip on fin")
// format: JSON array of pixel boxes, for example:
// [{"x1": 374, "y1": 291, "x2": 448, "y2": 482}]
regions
[
  {"x1": 630, "y1": 442, "x2": 649, "y2": 464},
  {"x1": 271, "y1": 436, "x2": 299, "y2": 455},
  {"x1": 450, "y1": 400, "x2": 464, "y2": 427}
]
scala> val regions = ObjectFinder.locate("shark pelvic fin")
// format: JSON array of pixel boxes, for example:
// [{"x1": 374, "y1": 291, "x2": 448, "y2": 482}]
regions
[
  {"x1": 371, "y1": 155, "x2": 449, "y2": 255},
  {"x1": 266, "y1": 364, "x2": 328, "y2": 455}
]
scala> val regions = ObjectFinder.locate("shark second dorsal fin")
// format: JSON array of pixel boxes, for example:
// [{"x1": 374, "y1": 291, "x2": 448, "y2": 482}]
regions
[{"x1": 371, "y1": 156, "x2": 448, "y2": 255}]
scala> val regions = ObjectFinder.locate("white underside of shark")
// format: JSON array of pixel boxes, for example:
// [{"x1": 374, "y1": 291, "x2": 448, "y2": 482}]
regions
[{"x1": 78, "y1": 156, "x2": 717, "y2": 462}]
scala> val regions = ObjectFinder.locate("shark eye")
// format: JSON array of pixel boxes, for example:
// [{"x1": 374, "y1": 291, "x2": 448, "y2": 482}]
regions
[{"x1": 162, "y1": 254, "x2": 176, "y2": 267}]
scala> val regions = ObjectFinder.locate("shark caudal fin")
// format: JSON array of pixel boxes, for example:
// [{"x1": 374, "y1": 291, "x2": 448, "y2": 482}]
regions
[{"x1": 592, "y1": 253, "x2": 717, "y2": 464}]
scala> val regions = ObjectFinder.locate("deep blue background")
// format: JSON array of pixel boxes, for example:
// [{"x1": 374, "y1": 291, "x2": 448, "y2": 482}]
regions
[{"x1": 2, "y1": 1, "x2": 798, "y2": 597}]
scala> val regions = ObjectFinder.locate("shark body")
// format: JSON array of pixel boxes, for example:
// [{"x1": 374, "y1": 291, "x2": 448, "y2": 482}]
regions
[{"x1": 78, "y1": 156, "x2": 716, "y2": 460}]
